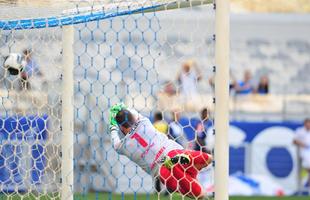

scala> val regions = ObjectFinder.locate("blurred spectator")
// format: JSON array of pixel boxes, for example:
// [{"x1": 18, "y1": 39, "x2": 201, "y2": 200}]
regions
[
  {"x1": 153, "y1": 112, "x2": 168, "y2": 135},
  {"x1": 194, "y1": 108, "x2": 212, "y2": 153},
  {"x1": 254, "y1": 75, "x2": 269, "y2": 94},
  {"x1": 162, "y1": 81, "x2": 176, "y2": 96},
  {"x1": 20, "y1": 49, "x2": 42, "y2": 90},
  {"x1": 234, "y1": 70, "x2": 255, "y2": 94},
  {"x1": 177, "y1": 60, "x2": 202, "y2": 99},
  {"x1": 168, "y1": 111, "x2": 187, "y2": 147},
  {"x1": 293, "y1": 118, "x2": 310, "y2": 188},
  {"x1": 22, "y1": 49, "x2": 42, "y2": 77}
]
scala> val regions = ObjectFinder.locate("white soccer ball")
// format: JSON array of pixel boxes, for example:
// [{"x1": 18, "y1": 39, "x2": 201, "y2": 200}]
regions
[{"x1": 3, "y1": 53, "x2": 26, "y2": 75}]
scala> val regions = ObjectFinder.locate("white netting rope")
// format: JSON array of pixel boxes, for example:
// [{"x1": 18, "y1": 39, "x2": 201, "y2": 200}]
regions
[{"x1": 0, "y1": 1, "x2": 215, "y2": 199}]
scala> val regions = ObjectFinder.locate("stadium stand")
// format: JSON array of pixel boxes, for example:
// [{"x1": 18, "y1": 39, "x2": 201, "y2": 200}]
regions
[{"x1": 0, "y1": 13, "x2": 309, "y2": 121}]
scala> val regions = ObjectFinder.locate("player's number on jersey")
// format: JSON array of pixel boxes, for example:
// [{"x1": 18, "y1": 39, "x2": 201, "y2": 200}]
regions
[{"x1": 130, "y1": 132, "x2": 148, "y2": 148}]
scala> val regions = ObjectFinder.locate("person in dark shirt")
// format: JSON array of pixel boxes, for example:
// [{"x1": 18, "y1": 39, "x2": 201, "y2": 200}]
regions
[
  {"x1": 194, "y1": 108, "x2": 211, "y2": 153},
  {"x1": 254, "y1": 75, "x2": 269, "y2": 94},
  {"x1": 168, "y1": 111, "x2": 187, "y2": 147}
]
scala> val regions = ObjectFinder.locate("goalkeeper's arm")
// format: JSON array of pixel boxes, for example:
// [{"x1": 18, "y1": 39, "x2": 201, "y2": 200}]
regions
[
  {"x1": 108, "y1": 103, "x2": 127, "y2": 151},
  {"x1": 109, "y1": 125, "x2": 122, "y2": 151}
]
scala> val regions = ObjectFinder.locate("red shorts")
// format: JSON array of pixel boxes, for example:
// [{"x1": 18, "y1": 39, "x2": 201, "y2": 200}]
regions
[{"x1": 159, "y1": 149, "x2": 211, "y2": 198}]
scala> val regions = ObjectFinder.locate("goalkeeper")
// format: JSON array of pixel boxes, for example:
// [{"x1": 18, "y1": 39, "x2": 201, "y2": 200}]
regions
[{"x1": 108, "y1": 103, "x2": 212, "y2": 199}]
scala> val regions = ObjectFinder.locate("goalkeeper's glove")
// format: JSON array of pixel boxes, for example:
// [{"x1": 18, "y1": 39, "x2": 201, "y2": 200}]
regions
[
  {"x1": 109, "y1": 102, "x2": 127, "y2": 126},
  {"x1": 163, "y1": 154, "x2": 190, "y2": 169}
]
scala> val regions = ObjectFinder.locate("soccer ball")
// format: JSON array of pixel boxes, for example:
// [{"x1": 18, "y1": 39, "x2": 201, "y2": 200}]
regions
[{"x1": 3, "y1": 53, "x2": 26, "y2": 75}]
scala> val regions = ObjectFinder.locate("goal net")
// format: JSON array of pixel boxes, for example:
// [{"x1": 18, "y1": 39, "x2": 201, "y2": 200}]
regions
[{"x1": 0, "y1": 0, "x2": 228, "y2": 199}]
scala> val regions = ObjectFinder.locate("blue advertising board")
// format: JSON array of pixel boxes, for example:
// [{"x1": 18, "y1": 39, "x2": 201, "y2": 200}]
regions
[
  {"x1": 178, "y1": 118, "x2": 303, "y2": 193},
  {"x1": 0, "y1": 115, "x2": 48, "y2": 192}
]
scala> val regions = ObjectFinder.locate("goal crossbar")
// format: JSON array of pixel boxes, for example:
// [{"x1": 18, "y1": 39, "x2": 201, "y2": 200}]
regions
[{"x1": 0, "y1": 0, "x2": 212, "y2": 30}]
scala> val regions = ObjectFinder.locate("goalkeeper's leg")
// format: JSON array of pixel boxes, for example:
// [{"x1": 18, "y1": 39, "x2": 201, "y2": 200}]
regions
[
  {"x1": 160, "y1": 164, "x2": 204, "y2": 199},
  {"x1": 164, "y1": 149, "x2": 212, "y2": 177},
  {"x1": 159, "y1": 150, "x2": 212, "y2": 199},
  {"x1": 186, "y1": 150, "x2": 212, "y2": 171}
]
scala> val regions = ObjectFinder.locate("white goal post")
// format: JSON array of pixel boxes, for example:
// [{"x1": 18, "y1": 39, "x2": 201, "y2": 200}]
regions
[
  {"x1": 62, "y1": 25, "x2": 75, "y2": 200},
  {"x1": 214, "y1": 0, "x2": 230, "y2": 200}
]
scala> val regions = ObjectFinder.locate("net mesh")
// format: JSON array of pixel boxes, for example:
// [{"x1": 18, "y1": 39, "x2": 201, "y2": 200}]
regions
[{"x1": 0, "y1": 0, "x2": 215, "y2": 199}]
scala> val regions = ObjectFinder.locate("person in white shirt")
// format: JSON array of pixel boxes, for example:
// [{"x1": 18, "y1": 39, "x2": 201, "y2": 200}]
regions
[
  {"x1": 177, "y1": 61, "x2": 202, "y2": 100},
  {"x1": 293, "y1": 118, "x2": 310, "y2": 188},
  {"x1": 108, "y1": 103, "x2": 212, "y2": 199}
]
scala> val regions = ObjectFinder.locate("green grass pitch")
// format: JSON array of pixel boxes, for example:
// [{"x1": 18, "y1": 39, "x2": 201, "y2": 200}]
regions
[
  {"x1": 76, "y1": 194, "x2": 309, "y2": 200},
  {"x1": 75, "y1": 194, "x2": 309, "y2": 200},
  {"x1": 0, "y1": 193, "x2": 309, "y2": 200}
]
